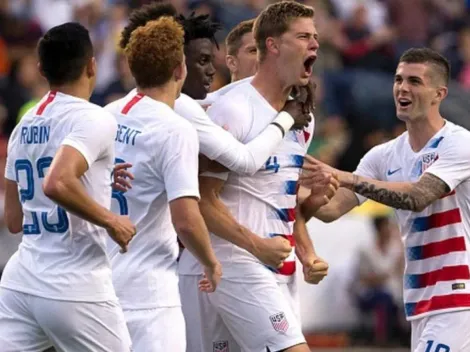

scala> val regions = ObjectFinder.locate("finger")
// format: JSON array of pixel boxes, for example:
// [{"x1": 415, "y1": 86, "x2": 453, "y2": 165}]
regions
[
  {"x1": 116, "y1": 177, "x2": 133, "y2": 189},
  {"x1": 112, "y1": 184, "x2": 128, "y2": 193},
  {"x1": 277, "y1": 262, "x2": 285, "y2": 269},
  {"x1": 114, "y1": 163, "x2": 133, "y2": 171},
  {"x1": 119, "y1": 243, "x2": 128, "y2": 253},
  {"x1": 116, "y1": 170, "x2": 135, "y2": 180},
  {"x1": 310, "y1": 262, "x2": 329, "y2": 271}
]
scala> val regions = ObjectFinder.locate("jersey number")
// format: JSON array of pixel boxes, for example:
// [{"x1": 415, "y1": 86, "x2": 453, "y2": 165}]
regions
[
  {"x1": 425, "y1": 341, "x2": 450, "y2": 352},
  {"x1": 111, "y1": 158, "x2": 128, "y2": 215},
  {"x1": 265, "y1": 156, "x2": 280, "y2": 173},
  {"x1": 15, "y1": 157, "x2": 69, "y2": 235}
]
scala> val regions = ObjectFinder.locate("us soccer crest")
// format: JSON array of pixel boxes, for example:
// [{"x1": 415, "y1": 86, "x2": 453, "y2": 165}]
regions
[
  {"x1": 269, "y1": 312, "x2": 289, "y2": 333},
  {"x1": 411, "y1": 152, "x2": 439, "y2": 178},
  {"x1": 213, "y1": 340, "x2": 229, "y2": 352}
]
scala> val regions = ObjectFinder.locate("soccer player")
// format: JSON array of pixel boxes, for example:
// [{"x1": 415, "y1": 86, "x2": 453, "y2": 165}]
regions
[
  {"x1": 0, "y1": 23, "x2": 134, "y2": 352},
  {"x1": 301, "y1": 48, "x2": 470, "y2": 352},
  {"x1": 105, "y1": 17, "x2": 222, "y2": 352},
  {"x1": 119, "y1": 2, "x2": 311, "y2": 177},
  {"x1": 226, "y1": 19, "x2": 257, "y2": 83},
  {"x1": 196, "y1": 18, "x2": 257, "y2": 108},
  {"x1": 179, "y1": 2, "x2": 328, "y2": 351}
]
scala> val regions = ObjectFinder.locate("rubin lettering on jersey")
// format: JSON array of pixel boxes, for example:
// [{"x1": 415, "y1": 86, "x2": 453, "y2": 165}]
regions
[{"x1": 20, "y1": 126, "x2": 50, "y2": 144}]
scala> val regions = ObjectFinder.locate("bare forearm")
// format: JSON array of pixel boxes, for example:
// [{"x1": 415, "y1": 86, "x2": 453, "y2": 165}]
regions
[
  {"x1": 175, "y1": 214, "x2": 218, "y2": 267},
  {"x1": 301, "y1": 188, "x2": 358, "y2": 223},
  {"x1": 43, "y1": 177, "x2": 114, "y2": 229},
  {"x1": 342, "y1": 172, "x2": 448, "y2": 212},
  {"x1": 199, "y1": 198, "x2": 261, "y2": 255},
  {"x1": 294, "y1": 207, "x2": 315, "y2": 264}
]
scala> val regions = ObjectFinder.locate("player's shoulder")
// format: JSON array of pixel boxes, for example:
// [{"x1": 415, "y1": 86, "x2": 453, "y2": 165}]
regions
[
  {"x1": 442, "y1": 120, "x2": 470, "y2": 142},
  {"x1": 175, "y1": 93, "x2": 207, "y2": 121},
  {"x1": 208, "y1": 82, "x2": 254, "y2": 115}
]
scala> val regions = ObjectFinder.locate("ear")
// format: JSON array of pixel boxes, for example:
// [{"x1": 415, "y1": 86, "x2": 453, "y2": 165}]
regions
[
  {"x1": 434, "y1": 86, "x2": 448, "y2": 104},
  {"x1": 37, "y1": 62, "x2": 46, "y2": 79},
  {"x1": 85, "y1": 57, "x2": 96, "y2": 79},
  {"x1": 174, "y1": 60, "x2": 185, "y2": 82},
  {"x1": 265, "y1": 37, "x2": 280, "y2": 56},
  {"x1": 226, "y1": 55, "x2": 238, "y2": 75}
]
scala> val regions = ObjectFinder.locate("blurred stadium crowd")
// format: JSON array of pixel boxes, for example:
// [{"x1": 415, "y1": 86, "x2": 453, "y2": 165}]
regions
[{"x1": 1, "y1": 0, "x2": 470, "y2": 348}]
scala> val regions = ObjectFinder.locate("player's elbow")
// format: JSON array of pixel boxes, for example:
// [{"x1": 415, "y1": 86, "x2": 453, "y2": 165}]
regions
[
  {"x1": 42, "y1": 176, "x2": 68, "y2": 202},
  {"x1": 173, "y1": 216, "x2": 198, "y2": 238},
  {"x1": 5, "y1": 214, "x2": 23, "y2": 234}
]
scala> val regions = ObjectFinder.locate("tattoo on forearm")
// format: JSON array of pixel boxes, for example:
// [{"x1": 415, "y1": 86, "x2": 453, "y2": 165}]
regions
[{"x1": 351, "y1": 173, "x2": 449, "y2": 211}]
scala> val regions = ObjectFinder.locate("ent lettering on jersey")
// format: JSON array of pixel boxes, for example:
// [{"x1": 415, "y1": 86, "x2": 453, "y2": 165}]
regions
[
  {"x1": 115, "y1": 124, "x2": 142, "y2": 146},
  {"x1": 20, "y1": 126, "x2": 50, "y2": 144}
]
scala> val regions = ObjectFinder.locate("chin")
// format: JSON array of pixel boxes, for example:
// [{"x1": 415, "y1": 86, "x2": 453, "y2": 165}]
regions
[{"x1": 396, "y1": 113, "x2": 411, "y2": 122}]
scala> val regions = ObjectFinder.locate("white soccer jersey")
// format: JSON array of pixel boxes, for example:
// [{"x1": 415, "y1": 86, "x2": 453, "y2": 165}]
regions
[
  {"x1": 105, "y1": 91, "x2": 200, "y2": 310},
  {"x1": 2, "y1": 91, "x2": 117, "y2": 302},
  {"x1": 355, "y1": 121, "x2": 470, "y2": 320},
  {"x1": 179, "y1": 82, "x2": 314, "y2": 284},
  {"x1": 127, "y1": 85, "x2": 290, "y2": 175}
]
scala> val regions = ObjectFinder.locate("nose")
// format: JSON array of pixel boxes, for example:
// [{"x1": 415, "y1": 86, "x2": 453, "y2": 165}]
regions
[
  {"x1": 309, "y1": 37, "x2": 319, "y2": 52},
  {"x1": 206, "y1": 62, "x2": 216, "y2": 77}
]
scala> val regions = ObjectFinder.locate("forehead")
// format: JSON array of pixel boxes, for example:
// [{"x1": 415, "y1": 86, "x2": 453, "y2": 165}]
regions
[
  {"x1": 186, "y1": 38, "x2": 214, "y2": 56},
  {"x1": 395, "y1": 62, "x2": 430, "y2": 79},
  {"x1": 285, "y1": 17, "x2": 316, "y2": 34},
  {"x1": 240, "y1": 31, "x2": 255, "y2": 47}
]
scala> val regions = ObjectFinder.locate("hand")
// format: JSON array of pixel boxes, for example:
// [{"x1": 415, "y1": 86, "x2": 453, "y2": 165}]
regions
[
  {"x1": 253, "y1": 236, "x2": 293, "y2": 268},
  {"x1": 292, "y1": 83, "x2": 315, "y2": 115},
  {"x1": 282, "y1": 99, "x2": 311, "y2": 130},
  {"x1": 300, "y1": 154, "x2": 346, "y2": 189},
  {"x1": 302, "y1": 255, "x2": 329, "y2": 284},
  {"x1": 199, "y1": 261, "x2": 222, "y2": 293},
  {"x1": 112, "y1": 163, "x2": 134, "y2": 193},
  {"x1": 106, "y1": 215, "x2": 136, "y2": 253}
]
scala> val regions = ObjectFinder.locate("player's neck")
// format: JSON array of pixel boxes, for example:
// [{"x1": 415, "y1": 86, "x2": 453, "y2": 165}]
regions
[
  {"x1": 251, "y1": 65, "x2": 291, "y2": 111},
  {"x1": 137, "y1": 86, "x2": 177, "y2": 109},
  {"x1": 48, "y1": 83, "x2": 91, "y2": 101},
  {"x1": 406, "y1": 113, "x2": 446, "y2": 152}
]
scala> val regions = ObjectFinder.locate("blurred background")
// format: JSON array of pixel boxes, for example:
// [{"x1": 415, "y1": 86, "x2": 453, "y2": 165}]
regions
[{"x1": 1, "y1": 0, "x2": 470, "y2": 350}]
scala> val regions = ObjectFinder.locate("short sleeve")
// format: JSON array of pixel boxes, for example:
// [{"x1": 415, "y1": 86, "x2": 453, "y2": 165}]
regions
[
  {"x1": 160, "y1": 123, "x2": 201, "y2": 202},
  {"x1": 424, "y1": 135, "x2": 470, "y2": 191},
  {"x1": 61, "y1": 110, "x2": 117, "y2": 168},
  {"x1": 353, "y1": 143, "x2": 386, "y2": 204}
]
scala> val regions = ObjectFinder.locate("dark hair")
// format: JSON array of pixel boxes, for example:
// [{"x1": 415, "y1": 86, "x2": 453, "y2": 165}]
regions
[
  {"x1": 254, "y1": 1, "x2": 314, "y2": 62},
  {"x1": 37, "y1": 22, "x2": 93, "y2": 85},
  {"x1": 120, "y1": 1, "x2": 177, "y2": 50},
  {"x1": 126, "y1": 17, "x2": 184, "y2": 88},
  {"x1": 177, "y1": 12, "x2": 221, "y2": 49},
  {"x1": 226, "y1": 19, "x2": 255, "y2": 56},
  {"x1": 399, "y1": 48, "x2": 451, "y2": 85}
]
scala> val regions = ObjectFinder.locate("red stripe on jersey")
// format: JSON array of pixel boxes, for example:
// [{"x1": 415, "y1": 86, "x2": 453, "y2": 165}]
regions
[
  {"x1": 422, "y1": 237, "x2": 467, "y2": 259},
  {"x1": 278, "y1": 261, "x2": 296, "y2": 275},
  {"x1": 440, "y1": 190, "x2": 456, "y2": 199},
  {"x1": 121, "y1": 93, "x2": 144, "y2": 115},
  {"x1": 303, "y1": 130, "x2": 311, "y2": 143},
  {"x1": 36, "y1": 91, "x2": 57, "y2": 115},
  {"x1": 412, "y1": 293, "x2": 470, "y2": 316},
  {"x1": 419, "y1": 265, "x2": 470, "y2": 288}
]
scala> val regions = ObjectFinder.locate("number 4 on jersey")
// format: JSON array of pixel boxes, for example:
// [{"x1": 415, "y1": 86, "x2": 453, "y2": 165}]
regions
[{"x1": 265, "y1": 156, "x2": 280, "y2": 173}]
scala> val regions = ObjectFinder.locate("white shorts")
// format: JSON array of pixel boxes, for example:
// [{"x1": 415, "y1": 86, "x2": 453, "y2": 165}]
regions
[
  {"x1": 179, "y1": 274, "x2": 305, "y2": 352},
  {"x1": 411, "y1": 309, "x2": 470, "y2": 351},
  {"x1": 124, "y1": 306, "x2": 186, "y2": 352},
  {"x1": 0, "y1": 288, "x2": 132, "y2": 352}
]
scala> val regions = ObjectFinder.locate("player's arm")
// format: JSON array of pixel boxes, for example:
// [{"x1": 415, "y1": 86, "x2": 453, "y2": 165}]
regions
[
  {"x1": 43, "y1": 113, "x2": 135, "y2": 251},
  {"x1": 198, "y1": 175, "x2": 291, "y2": 269},
  {"x1": 194, "y1": 98, "x2": 309, "y2": 176},
  {"x1": 4, "y1": 179, "x2": 23, "y2": 234},
  {"x1": 302, "y1": 188, "x2": 360, "y2": 223},
  {"x1": 4, "y1": 138, "x2": 23, "y2": 234},
  {"x1": 162, "y1": 124, "x2": 221, "y2": 291}
]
